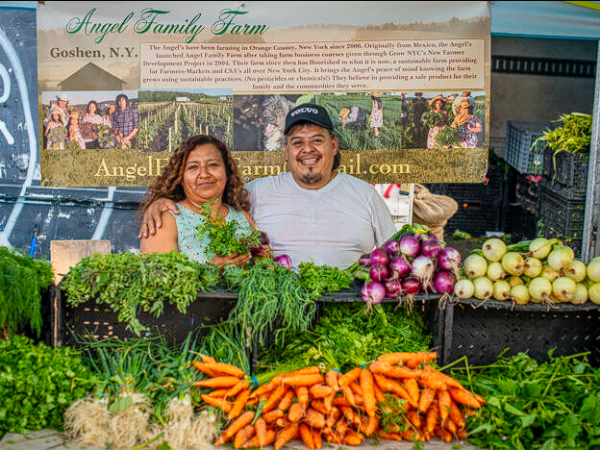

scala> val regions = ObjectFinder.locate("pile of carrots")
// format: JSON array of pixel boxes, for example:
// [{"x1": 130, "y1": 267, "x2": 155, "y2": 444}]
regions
[{"x1": 192, "y1": 352, "x2": 484, "y2": 449}]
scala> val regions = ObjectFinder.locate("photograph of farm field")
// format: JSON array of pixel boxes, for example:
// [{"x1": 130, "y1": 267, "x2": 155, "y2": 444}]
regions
[{"x1": 137, "y1": 89, "x2": 233, "y2": 152}]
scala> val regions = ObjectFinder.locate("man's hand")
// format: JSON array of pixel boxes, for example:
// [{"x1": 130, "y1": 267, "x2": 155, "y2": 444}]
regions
[
  {"x1": 139, "y1": 198, "x2": 179, "y2": 239},
  {"x1": 210, "y1": 252, "x2": 252, "y2": 268}
]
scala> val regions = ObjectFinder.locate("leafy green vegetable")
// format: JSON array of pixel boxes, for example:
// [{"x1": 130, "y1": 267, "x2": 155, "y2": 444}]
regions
[
  {"x1": 534, "y1": 112, "x2": 592, "y2": 155},
  {"x1": 421, "y1": 110, "x2": 446, "y2": 128},
  {"x1": 62, "y1": 251, "x2": 220, "y2": 336},
  {"x1": 298, "y1": 262, "x2": 354, "y2": 300},
  {"x1": 0, "y1": 247, "x2": 53, "y2": 337},
  {"x1": 258, "y1": 303, "x2": 431, "y2": 372},
  {"x1": 436, "y1": 125, "x2": 461, "y2": 148},
  {"x1": 449, "y1": 351, "x2": 600, "y2": 450},
  {"x1": 0, "y1": 335, "x2": 97, "y2": 435}
]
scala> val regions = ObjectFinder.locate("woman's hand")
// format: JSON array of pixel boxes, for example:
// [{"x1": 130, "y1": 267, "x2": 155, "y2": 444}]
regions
[
  {"x1": 139, "y1": 197, "x2": 179, "y2": 238},
  {"x1": 209, "y1": 252, "x2": 252, "y2": 268}
]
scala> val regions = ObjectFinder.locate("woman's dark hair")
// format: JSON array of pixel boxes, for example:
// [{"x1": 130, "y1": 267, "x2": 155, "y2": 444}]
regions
[
  {"x1": 116, "y1": 94, "x2": 129, "y2": 108},
  {"x1": 141, "y1": 135, "x2": 250, "y2": 214},
  {"x1": 371, "y1": 95, "x2": 382, "y2": 108},
  {"x1": 86, "y1": 100, "x2": 99, "y2": 114}
]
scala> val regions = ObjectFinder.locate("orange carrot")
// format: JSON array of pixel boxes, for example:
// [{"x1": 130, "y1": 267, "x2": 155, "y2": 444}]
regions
[
  {"x1": 338, "y1": 367, "x2": 362, "y2": 388},
  {"x1": 338, "y1": 405, "x2": 355, "y2": 423},
  {"x1": 309, "y1": 384, "x2": 333, "y2": 398},
  {"x1": 277, "y1": 389, "x2": 295, "y2": 411},
  {"x1": 274, "y1": 423, "x2": 299, "y2": 450},
  {"x1": 405, "y1": 351, "x2": 437, "y2": 368},
  {"x1": 345, "y1": 429, "x2": 364, "y2": 446},
  {"x1": 214, "y1": 410, "x2": 254, "y2": 445},
  {"x1": 373, "y1": 382, "x2": 386, "y2": 403},
  {"x1": 435, "y1": 427, "x2": 452, "y2": 443},
  {"x1": 243, "y1": 430, "x2": 276, "y2": 449},
  {"x1": 254, "y1": 418, "x2": 267, "y2": 447},
  {"x1": 280, "y1": 366, "x2": 321, "y2": 378},
  {"x1": 305, "y1": 407, "x2": 326, "y2": 429},
  {"x1": 444, "y1": 417, "x2": 458, "y2": 434},
  {"x1": 295, "y1": 386, "x2": 309, "y2": 407},
  {"x1": 333, "y1": 397, "x2": 353, "y2": 408},
  {"x1": 341, "y1": 385, "x2": 356, "y2": 406},
  {"x1": 418, "y1": 387, "x2": 436, "y2": 413},
  {"x1": 263, "y1": 385, "x2": 287, "y2": 413},
  {"x1": 404, "y1": 378, "x2": 420, "y2": 403},
  {"x1": 364, "y1": 414, "x2": 379, "y2": 437},
  {"x1": 312, "y1": 428, "x2": 323, "y2": 449},
  {"x1": 228, "y1": 389, "x2": 251, "y2": 420},
  {"x1": 323, "y1": 392, "x2": 334, "y2": 413},
  {"x1": 424, "y1": 366, "x2": 465, "y2": 390},
  {"x1": 192, "y1": 361, "x2": 221, "y2": 378},
  {"x1": 407, "y1": 409, "x2": 422, "y2": 429},
  {"x1": 449, "y1": 400, "x2": 466, "y2": 428},
  {"x1": 457, "y1": 429, "x2": 468, "y2": 439},
  {"x1": 334, "y1": 417, "x2": 349, "y2": 436},
  {"x1": 322, "y1": 429, "x2": 344, "y2": 444},
  {"x1": 310, "y1": 399, "x2": 328, "y2": 415},
  {"x1": 387, "y1": 367, "x2": 423, "y2": 379},
  {"x1": 349, "y1": 381, "x2": 364, "y2": 397},
  {"x1": 325, "y1": 369, "x2": 340, "y2": 391},
  {"x1": 326, "y1": 406, "x2": 342, "y2": 427},
  {"x1": 438, "y1": 389, "x2": 451, "y2": 421},
  {"x1": 288, "y1": 402, "x2": 303, "y2": 422},
  {"x1": 199, "y1": 354, "x2": 217, "y2": 364},
  {"x1": 282, "y1": 373, "x2": 324, "y2": 386},
  {"x1": 373, "y1": 373, "x2": 417, "y2": 407},
  {"x1": 426, "y1": 402, "x2": 439, "y2": 434},
  {"x1": 206, "y1": 388, "x2": 229, "y2": 398},
  {"x1": 233, "y1": 424, "x2": 254, "y2": 449},
  {"x1": 275, "y1": 417, "x2": 291, "y2": 429},
  {"x1": 262, "y1": 409, "x2": 284, "y2": 423},
  {"x1": 464, "y1": 408, "x2": 477, "y2": 417},
  {"x1": 359, "y1": 369, "x2": 377, "y2": 418},
  {"x1": 249, "y1": 380, "x2": 277, "y2": 399},
  {"x1": 201, "y1": 394, "x2": 233, "y2": 413},
  {"x1": 202, "y1": 362, "x2": 245, "y2": 378},
  {"x1": 226, "y1": 379, "x2": 250, "y2": 399},
  {"x1": 448, "y1": 388, "x2": 481, "y2": 409},
  {"x1": 299, "y1": 423, "x2": 315, "y2": 449},
  {"x1": 194, "y1": 376, "x2": 241, "y2": 389},
  {"x1": 419, "y1": 372, "x2": 446, "y2": 391},
  {"x1": 474, "y1": 393, "x2": 487, "y2": 405},
  {"x1": 378, "y1": 431, "x2": 403, "y2": 441}
]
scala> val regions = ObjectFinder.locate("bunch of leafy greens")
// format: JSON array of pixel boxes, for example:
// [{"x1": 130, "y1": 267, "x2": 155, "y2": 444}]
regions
[
  {"x1": 228, "y1": 258, "x2": 316, "y2": 347},
  {"x1": 196, "y1": 201, "x2": 260, "y2": 257},
  {"x1": 258, "y1": 303, "x2": 431, "y2": 373},
  {"x1": 0, "y1": 335, "x2": 97, "y2": 435},
  {"x1": 436, "y1": 125, "x2": 462, "y2": 148},
  {"x1": 298, "y1": 262, "x2": 355, "y2": 300},
  {"x1": 421, "y1": 110, "x2": 446, "y2": 128},
  {"x1": 62, "y1": 251, "x2": 220, "y2": 336},
  {"x1": 0, "y1": 247, "x2": 53, "y2": 337},
  {"x1": 449, "y1": 351, "x2": 600, "y2": 450},
  {"x1": 535, "y1": 112, "x2": 592, "y2": 155}
]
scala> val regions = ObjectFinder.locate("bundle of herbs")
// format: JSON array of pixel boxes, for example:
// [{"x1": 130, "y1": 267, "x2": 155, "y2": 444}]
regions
[
  {"x1": 436, "y1": 125, "x2": 462, "y2": 148},
  {"x1": 449, "y1": 351, "x2": 600, "y2": 449},
  {"x1": 536, "y1": 112, "x2": 592, "y2": 156},
  {"x1": 298, "y1": 261, "x2": 355, "y2": 300},
  {"x1": 0, "y1": 247, "x2": 53, "y2": 338},
  {"x1": 421, "y1": 110, "x2": 447, "y2": 128},
  {"x1": 62, "y1": 251, "x2": 220, "y2": 336},
  {"x1": 258, "y1": 303, "x2": 431, "y2": 373}
]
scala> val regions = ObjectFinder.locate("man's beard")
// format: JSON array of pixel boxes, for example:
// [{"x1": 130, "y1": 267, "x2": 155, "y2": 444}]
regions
[{"x1": 298, "y1": 168, "x2": 324, "y2": 186}]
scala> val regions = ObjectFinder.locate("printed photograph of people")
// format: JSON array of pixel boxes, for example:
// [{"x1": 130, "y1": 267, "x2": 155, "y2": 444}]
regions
[
  {"x1": 137, "y1": 88, "x2": 232, "y2": 152},
  {"x1": 405, "y1": 91, "x2": 486, "y2": 149},
  {"x1": 40, "y1": 91, "x2": 138, "y2": 151}
]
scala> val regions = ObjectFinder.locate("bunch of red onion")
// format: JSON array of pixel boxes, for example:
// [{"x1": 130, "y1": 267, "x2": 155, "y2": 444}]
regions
[{"x1": 359, "y1": 233, "x2": 461, "y2": 306}]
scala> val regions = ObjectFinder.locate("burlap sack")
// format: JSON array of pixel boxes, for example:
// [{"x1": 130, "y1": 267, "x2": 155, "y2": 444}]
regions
[{"x1": 412, "y1": 184, "x2": 458, "y2": 241}]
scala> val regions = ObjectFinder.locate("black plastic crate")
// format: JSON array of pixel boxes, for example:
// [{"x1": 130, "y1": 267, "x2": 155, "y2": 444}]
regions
[
  {"x1": 542, "y1": 147, "x2": 588, "y2": 198},
  {"x1": 440, "y1": 299, "x2": 600, "y2": 367},
  {"x1": 444, "y1": 199, "x2": 502, "y2": 237},
  {"x1": 509, "y1": 204, "x2": 538, "y2": 243},
  {"x1": 538, "y1": 185, "x2": 585, "y2": 256},
  {"x1": 53, "y1": 285, "x2": 238, "y2": 348},
  {"x1": 504, "y1": 121, "x2": 552, "y2": 174},
  {"x1": 514, "y1": 173, "x2": 542, "y2": 215},
  {"x1": 540, "y1": 176, "x2": 586, "y2": 201}
]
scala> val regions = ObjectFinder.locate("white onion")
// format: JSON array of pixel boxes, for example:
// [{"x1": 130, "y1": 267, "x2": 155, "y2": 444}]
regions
[
  {"x1": 529, "y1": 237, "x2": 553, "y2": 259},
  {"x1": 486, "y1": 262, "x2": 506, "y2": 281},
  {"x1": 563, "y1": 260, "x2": 587, "y2": 283},
  {"x1": 552, "y1": 277, "x2": 577, "y2": 302},
  {"x1": 540, "y1": 265, "x2": 560, "y2": 282},
  {"x1": 482, "y1": 238, "x2": 507, "y2": 262},
  {"x1": 454, "y1": 279, "x2": 475, "y2": 299},
  {"x1": 523, "y1": 257, "x2": 543, "y2": 278},
  {"x1": 511, "y1": 284, "x2": 530, "y2": 305},
  {"x1": 589, "y1": 283, "x2": 600, "y2": 304},
  {"x1": 571, "y1": 283, "x2": 588, "y2": 305},
  {"x1": 501, "y1": 252, "x2": 525, "y2": 276},
  {"x1": 547, "y1": 247, "x2": 574, "y2": 272},
  {"x1": 493, "y1": 280, "x2": 511, "y2": 301},
  {"x1": 464, "y1": 254, "x2": 488, "y2": 278},
  {"x1": 507, "y1": 276, "x2": 525, "y2": 287},
  {"x1": 528, "y1": 277, "x2": 552, "y2": 303},
  {"x1": 587, "y1": 260, "x2": 600, "y2": 283},
  {"x1": 473, "y1": 277, "x2": 493, "y2": 300}
]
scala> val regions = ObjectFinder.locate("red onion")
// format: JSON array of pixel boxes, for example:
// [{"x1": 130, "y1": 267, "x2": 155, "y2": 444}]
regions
[
  {"x1": 384, "y1": 240, "x2": 401, "y2": 256},
  {"x1": 438, "y1": 247, "x2": 462, "y2": 272},
  {"x1": 384, "y1": 279, "x2": 403, "y2": 298},
  {"x1": 361, "y1": 281, "x2": 386, "y2": 305},
  {"x1": 420, "y1": 236, "x2": 443, "y2": 258},
  {"x1": 359, "y1": 253, "x2": 372, "y2": 267},
  {"x1": 399, "y1": 235, "x2": 420, "y2": 258},
  {"x1": 388, "y1": 257, "x2": 411, "y2": 279},
  {"x1": 369, "y1": 263, "x2": 389, "y2": 282},
  {"x1": 274, "y1": 254, "x2": 292, "y2": 269},
  {"x1": 402, "y1": 277, "x2": 422, "y2": 295},
  {"x1": 433, "y1": 271, "x2": 456, "y2": 294},
  {"x1": 370, "y1": 247, "x2": 390, "y2": 266}
]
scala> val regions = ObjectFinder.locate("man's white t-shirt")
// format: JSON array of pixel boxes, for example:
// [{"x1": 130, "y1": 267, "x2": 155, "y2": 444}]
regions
[{"x1": 246, "y1": 172, "x2": 396, "y2": 269}]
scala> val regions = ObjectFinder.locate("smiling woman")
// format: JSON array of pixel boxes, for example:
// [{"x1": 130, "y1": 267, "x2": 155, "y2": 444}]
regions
[{"x1": 139, "y1": 134, "x2": 257, "y2": 267}]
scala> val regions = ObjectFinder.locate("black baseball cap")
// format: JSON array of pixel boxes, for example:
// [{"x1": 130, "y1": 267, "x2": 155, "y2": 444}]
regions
[{"x1": 284, "y1": 104, "x2": 333, "y2": 135}]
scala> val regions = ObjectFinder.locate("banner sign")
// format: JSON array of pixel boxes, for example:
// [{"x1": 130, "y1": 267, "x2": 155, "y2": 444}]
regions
[{"x1": 38, "y1": 1, "x2": 490, "y2": 186}]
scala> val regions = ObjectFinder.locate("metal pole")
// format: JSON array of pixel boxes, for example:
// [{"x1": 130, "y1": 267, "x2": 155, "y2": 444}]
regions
[{"x1": 582, "y1": 42, "x2": 600, "y2": 262}]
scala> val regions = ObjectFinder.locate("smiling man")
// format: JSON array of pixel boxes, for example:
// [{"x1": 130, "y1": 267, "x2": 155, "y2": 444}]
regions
[{"x1": 140, "y1": 104, "x2": 395, "y2": 269}]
